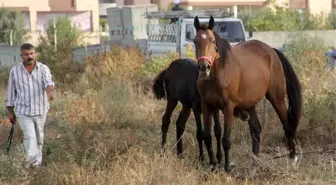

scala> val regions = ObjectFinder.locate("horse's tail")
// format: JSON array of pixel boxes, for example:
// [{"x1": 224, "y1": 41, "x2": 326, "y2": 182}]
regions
[
  {"x1": 152, "y1": 69, "x2": 167, "y2": 100},
  {"x1": 273, "y1": 48, "x2": 302, "y2": 134}
]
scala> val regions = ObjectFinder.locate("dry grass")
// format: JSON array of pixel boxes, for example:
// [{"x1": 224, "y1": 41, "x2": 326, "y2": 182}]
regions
[{"x1": 0, "y1": 40, "x2": 335, "y2": 185}]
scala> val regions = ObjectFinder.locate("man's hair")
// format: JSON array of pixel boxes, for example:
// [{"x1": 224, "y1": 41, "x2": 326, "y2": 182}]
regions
[{"x1": 20, "y1": 43, "x2": 35, "y2": 52}]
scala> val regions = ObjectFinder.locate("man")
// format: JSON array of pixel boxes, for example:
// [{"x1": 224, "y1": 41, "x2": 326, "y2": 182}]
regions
[
  {"x1": 326, "y1": 48, "x2": 336, "y2": 70},
  {"x1": 171, "y1": 0, "x2": 184, "y2": 24},
  {"x1": 6, "y1": 43, "x2": 55, "y2": 169}
]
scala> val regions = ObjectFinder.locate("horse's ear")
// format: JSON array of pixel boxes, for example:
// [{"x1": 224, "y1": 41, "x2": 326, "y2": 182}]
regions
[
  {"x1": 208, "y1": 16, "x2": 215, "y2": 30},
  {"x1": 194, "y1": 16, "x2": 200, "y2": 31}
]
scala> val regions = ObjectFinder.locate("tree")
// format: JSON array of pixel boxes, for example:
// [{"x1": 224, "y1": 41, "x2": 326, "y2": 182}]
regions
[
  {"x1": 0, "y1": 7, "x2": 29, "y2": 45},
  {"x1": 36, "y1": 16, "x2": 84, "y2": 84}
]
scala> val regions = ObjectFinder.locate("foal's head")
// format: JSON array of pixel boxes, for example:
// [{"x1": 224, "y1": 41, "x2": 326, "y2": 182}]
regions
[{"x1": 194, "y1": 16, "x2": 218, "y2": 79}]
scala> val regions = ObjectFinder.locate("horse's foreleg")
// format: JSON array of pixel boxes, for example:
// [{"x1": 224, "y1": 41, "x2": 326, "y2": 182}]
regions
[
  {"x1": 176, "y1": 106, "x2": 191, "y2": 157},
  {"x1": 201, "y1": 100, "x2": 216, "y2": 166},
  {"x1": 213, "y1": 109, "x2": 222, "y2": 164},
  {"x1": 161, "y1": 98, "x2": 178, "y2": 152},
  {"x1": 222, "y1": 103, "x2": 234, "y2": 172},
  {"x1": 192, "y1": 102, "x2": 204, "y2": 161},
  {"x1": 247, "y1": 107, "x2": 262, "y2": 156}
]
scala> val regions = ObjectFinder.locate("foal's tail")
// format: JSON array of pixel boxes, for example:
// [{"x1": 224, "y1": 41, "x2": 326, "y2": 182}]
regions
[
  {"x1": 152, "y1": 69, "x2": 167, "y2": 100},
  {"x1": 273, "y1": 48, "x2": 303, "y2": 134}
]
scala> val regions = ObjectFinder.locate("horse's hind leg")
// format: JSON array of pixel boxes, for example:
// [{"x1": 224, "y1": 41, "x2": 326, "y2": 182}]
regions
[
  {"x1": 266, "y1": 92, "x2": 296, "y2": 158},
  {"x1": 213, "y1": 109, "x2": 223, "y2": 164},
  {"x1": 247, "y1": 107, "x2": 262, "y2": 156},
  {"x1": 176, "y1": 105, "x2": 191, "y2": 157},
  {"x1": 162, "y1": 98, "x2": 178, "y2": 152}
]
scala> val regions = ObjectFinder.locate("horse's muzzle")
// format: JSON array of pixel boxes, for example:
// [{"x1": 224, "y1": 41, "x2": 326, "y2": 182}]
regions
[{"x1": 198, "y1": 63, "x2": 210, "y2": 72}]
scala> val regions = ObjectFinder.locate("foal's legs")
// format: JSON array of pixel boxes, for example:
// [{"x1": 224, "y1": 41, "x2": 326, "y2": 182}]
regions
[
  {"x1": 176, "y1": 106, "x2": 191, "y2": 157},
  {"x1": 247, "y1": 107, "x2": 262, "y2": 155},
  {"x1": 161, "y1": 98, "x2": 178, "y2": 151},
  {"x1": 192, "y1": 102, "x2": 204, "y2": 161},
  {"x1": 202, "y1": 101, "x2": 216, "y2": 166},
  {"x1": 213, "y1": 109, "x2": 223, "y2": 164},
  {"x1": 266, "y1": 93, "x2": 296, "y2": 158}
]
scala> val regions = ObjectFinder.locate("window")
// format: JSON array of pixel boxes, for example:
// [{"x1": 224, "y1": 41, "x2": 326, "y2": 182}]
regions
[
  {"x1": 151, "y1": 0, "x2": 158, "y2": 4},
  {"x1": 124, "y1": 0, "x2": 134, "y2": 5},
  {"x1": 101, "y1": 0, "x2": 115, "y2": 3},
  {"x1": 289, "y1": 0, "x2": 308, "y2": 9},
  {"x1": 71, "y1": 0, "x2": 75, "y2": 7},
  {"x1": 214, "y1": 21, "x2": 246, "y2": 42}
]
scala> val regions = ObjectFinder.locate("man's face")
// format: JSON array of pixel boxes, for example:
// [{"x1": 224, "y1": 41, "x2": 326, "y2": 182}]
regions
[{"x1": 21, "y1": 49, "x2": 35, "y2": 65}]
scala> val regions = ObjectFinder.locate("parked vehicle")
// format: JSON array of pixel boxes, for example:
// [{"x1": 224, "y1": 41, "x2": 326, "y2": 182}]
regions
[
  {"x1": 106, "y1": 6, "x2": 252, "y2": 60},
  {"x1": 145, "y1": 10, "x2": 252, "y2": 58}
]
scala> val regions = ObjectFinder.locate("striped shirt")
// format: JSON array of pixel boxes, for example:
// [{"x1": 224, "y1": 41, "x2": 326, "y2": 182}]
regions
[{"x1": 6, "y1": 62, "x2": 55, "y2": 116}]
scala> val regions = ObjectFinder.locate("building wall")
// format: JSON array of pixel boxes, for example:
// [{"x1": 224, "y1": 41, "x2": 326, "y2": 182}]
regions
[
  {"x1": 35, "y1": 11, "x2": 93, "y2": 33},
  {"x1": 49, "y1": 0, "x2": 76, "y2": 11},
  {"x1": 0, "y1": 0, "x2": 100, "y2": 45},
  {"x1": 0, "y1": 0, "x2": 50, "y2": 10},
  {"x1": 76, "y1": 0, "x2": 100, "y2": 32},
  {"x1": 0, "y1": 0, "x2": 99, "y2": 32},
  {"x1": 308, "y1": 0, "x2": 333, "y2": 16}
]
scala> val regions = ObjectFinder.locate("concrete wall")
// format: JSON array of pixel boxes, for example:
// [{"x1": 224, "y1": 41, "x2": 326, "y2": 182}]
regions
[
  {"x1": 1, "y1": 30, "x2": 336, "y2": 68},
  {"x1": 251, "y1": 30, "x2": 336, "y2": 48}
]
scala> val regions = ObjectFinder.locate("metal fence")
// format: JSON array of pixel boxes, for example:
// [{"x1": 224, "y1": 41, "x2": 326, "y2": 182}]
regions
[
  {"x1": 72, "y1": 42, "x2": 114, "y2": 63},
  {"x1": 147, "y1": 24, "x2": 177, "y2": 43},
  {"x1": 0, "y1": 45, "x2": 21, "y2": 68}
]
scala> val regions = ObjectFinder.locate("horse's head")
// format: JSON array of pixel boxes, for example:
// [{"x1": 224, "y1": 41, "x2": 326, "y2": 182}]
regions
[{"x1": 194, "y1": 15, "x2": 218, "y2": 79}]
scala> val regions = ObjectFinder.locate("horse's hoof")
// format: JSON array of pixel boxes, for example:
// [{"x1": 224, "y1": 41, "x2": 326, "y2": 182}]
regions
[
  {"x1": 160, "y1": 148, "x2": 166, "y2": 157},
  {"x1": 225, "y1": 164, "x2": 236, "y2": 173},
  {"x1": 241, "y1": 112, "x2": 250, "y2": 121},
  {"x1": 208, "y1": 164, "x2": 217, "y2": 172},
  {"x1": 290, "y1": 155, "x2": 299, "y2": 168},
  {"x1": 177, "y1": 153, "x2": 184, "y2": 159}
]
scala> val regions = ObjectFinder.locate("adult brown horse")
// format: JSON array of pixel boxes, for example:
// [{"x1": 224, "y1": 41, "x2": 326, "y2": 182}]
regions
[{"x1": 193, "y1": 16, "x2": 302, "y2": 172}]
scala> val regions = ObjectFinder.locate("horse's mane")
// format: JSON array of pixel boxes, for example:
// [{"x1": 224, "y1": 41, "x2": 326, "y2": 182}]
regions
[
  {"x1": 214, "y1": 31, "x2": 231, "y2": 66},
  {"x1": 198, "y1": 24, "x2": 231, "y2": 66}
]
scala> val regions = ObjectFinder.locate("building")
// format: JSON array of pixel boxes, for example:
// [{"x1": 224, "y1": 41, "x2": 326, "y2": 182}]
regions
[
  {"x1": 99, "y1": 0, "x2": 170, "y2": 10},
  {"x1": 177, "y1": 0, "x2": 334, "y2": 16},
  {"x1": 0, "y1": 0, "x2": 100, "y2": 45},
  {"x1": 274, "y1": 0, "x2": 335, "y2": 16},
  {"x1": 99, "y1": 0, "x2": 335, "y2": 16}
]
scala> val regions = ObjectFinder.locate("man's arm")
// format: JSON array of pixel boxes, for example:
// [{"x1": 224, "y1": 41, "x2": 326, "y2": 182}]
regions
[
  {"x1": 6, "y1": 69, "x2": 16, "y2": 123},
  {"x1": 43, "y1": 65, "x2": 55, "y2": 100}
]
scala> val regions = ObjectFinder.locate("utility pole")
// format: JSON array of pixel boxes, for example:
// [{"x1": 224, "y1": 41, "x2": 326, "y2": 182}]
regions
[
  {"x1": 9, "y1": 29, "x2": 13, "y2": 46},
  {"x1": 53, "y1": 15, "x2": 57, "y2": 51}
]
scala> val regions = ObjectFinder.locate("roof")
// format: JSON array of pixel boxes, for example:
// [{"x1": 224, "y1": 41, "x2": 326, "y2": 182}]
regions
[
  {"x1": 178, "y1": 1, "x2": 267, "y2": 7},
  {"x1": 144, "y1": 9, "x2": 234, "y2": 19}
]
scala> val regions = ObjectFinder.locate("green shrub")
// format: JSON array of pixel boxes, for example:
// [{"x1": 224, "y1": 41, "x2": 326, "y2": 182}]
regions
[
  {"x1": 238, "y1": 5, "x2": 333, "y2": 31},
  {"x1": 36, "y1": 16, "x2": 84, "y2": 85},
  {"x1": 283, "y1": 33, "x2": 336, "y2": 139},
  {"x1": 0, "y1": 7, "x2": 29, "y2": 45}
]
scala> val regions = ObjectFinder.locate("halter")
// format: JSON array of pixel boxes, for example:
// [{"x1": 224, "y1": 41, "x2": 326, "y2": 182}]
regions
[{"x1": 196, "y1": 43, "x2": 218, "y2": 66}]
